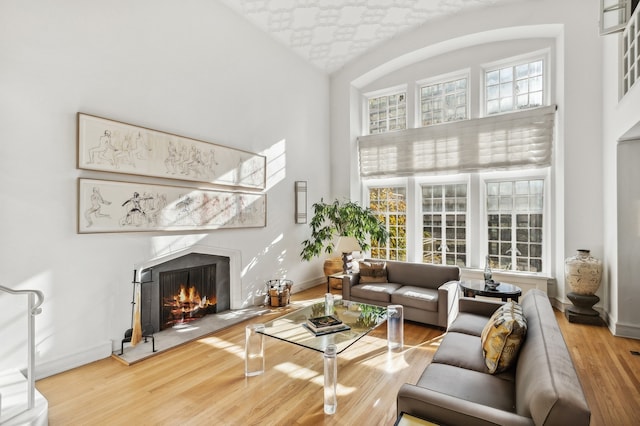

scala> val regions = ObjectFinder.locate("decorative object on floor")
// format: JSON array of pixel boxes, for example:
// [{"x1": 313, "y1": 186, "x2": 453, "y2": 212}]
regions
[
  {"x1": 565, "y1": 249, "x2": 604, "y2": 325},
  {"x1": 78, "y1": 178, "x2": 266, "y2": 233},
  {"x1": 335, "y1": 236, "x2": 361, "y2": 273},
  {"x1": 299, "y1": 198, "x2": 388, "y2": 261},
  {"x1": 266, "y1": 279, "x2": 293, "y2": 307},
  {"x1": 295, "y1": 181, "x2": 307, "y2": 224},
  {"x1": 244, "y1": 324, "x2": 265, "y2": 377},
  {"x1": 565, "y1": 249, "x2": 602, "y2": 295},
  {"x1": 324, "y1": 344, "x2": 338, "y2": 415},
  {"x1": 387, "y1": 304, "x2": 404, "y2": 351},
  {"x1": 77, "y1": 113, "x2": 266, "y2": 190}
]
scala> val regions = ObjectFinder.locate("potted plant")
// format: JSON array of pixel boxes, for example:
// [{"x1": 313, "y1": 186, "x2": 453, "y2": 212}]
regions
[{"x1": 300, "y1": 199, "x2": 389, "y2": 273}]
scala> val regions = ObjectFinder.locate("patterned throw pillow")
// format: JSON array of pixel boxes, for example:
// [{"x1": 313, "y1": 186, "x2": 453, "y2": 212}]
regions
[
  {"x1": 480, "y1": 301, "x2": 528, "y2": 374},
  {"x1": 358, "y1": 261, "x2": 388, "y2": 283}
]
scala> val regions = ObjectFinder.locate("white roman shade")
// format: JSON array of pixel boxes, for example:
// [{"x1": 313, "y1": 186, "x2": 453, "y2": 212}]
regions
[{"x1": 358, "y1": 105, "x2": 556, "y2": 178}]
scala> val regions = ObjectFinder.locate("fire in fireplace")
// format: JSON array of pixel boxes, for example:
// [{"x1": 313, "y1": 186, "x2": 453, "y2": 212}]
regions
[{"x1": 160, "y1": 265, "x2": 217, "y2": 330}]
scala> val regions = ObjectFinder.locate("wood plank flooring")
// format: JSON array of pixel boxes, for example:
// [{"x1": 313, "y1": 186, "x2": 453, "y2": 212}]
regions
[{"x1": 37, "y1": 285, "x2": 640, "y2": 425}]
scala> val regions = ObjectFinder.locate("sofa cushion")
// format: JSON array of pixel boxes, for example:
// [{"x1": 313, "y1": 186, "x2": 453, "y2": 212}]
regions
[
  {"x1": 358, "y1": 261, "x2": 388, "y2": 283},
  {"x1": 481, "y1": 301, "x2": 527, "y2": 374},
  {"x1": 416, "y1": 363, "x2": 517, "y2": 413},
  {"x1": 432, "y1": 332, "x2": 487, "y2": 373},
  {"x1": 448, "y1": 312, "x2": 492, "y2": 337},
  {"x1": 351, "y1": 282, "x2": 401, "y2": 303},
  {"x1": 391, "y1": 286, "x2": 438, "y2": 311}
]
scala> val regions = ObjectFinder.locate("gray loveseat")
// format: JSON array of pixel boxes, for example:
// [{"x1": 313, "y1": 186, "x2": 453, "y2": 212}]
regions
[
  {"x1": 397, "y1": 289, "x2": 590, "y2": 425},
  {"x1": 342, "y1": 259, "x2": 460, "y2": 329}
]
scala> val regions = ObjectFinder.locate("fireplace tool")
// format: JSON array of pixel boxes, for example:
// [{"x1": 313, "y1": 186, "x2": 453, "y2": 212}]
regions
[{"x1": 120, "y1": 269, "x2": 156, "y2": 355}]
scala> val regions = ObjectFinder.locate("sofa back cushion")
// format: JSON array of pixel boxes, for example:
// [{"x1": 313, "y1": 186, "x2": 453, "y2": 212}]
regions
[
  {"x1": 515, "y1": 290, "x2": 590, "y2": 425},
  {"x1": 366, "y1": 259, "x2": 459, "y2": 289}
]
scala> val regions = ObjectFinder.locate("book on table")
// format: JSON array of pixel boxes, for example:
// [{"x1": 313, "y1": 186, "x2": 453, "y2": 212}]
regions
[{"x1": 304, "y1": 315, "x2": 350, "y2": 335}]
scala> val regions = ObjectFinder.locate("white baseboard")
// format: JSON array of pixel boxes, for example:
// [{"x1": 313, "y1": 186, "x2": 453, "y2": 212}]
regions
[
  {"x1": 608, "y1": 319, "x2": 640, "y2": 339},
  {"x1": 36, "y1": 341, "x2": 112, "y2": 380},
  {"x1": 292, "y1": 276, "x2": 325, "y2": 294}
]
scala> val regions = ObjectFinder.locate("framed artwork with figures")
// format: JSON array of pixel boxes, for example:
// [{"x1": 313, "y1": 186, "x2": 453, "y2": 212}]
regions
[
  {"x1": 77, "y1": 113, "x2": 266, "y2": 190},
  {"x1": 78, "y1": 178, "x2": 266, "y2": 234}
]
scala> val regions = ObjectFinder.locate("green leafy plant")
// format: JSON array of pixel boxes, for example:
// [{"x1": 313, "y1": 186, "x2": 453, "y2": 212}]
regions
[{"x1": 300, "y1": 199, "x2": 389, "y2": 261}]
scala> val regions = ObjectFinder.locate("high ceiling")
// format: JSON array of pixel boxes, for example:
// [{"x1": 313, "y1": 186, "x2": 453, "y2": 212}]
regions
[{"x1": 219, "y1": 0, "x2": 522, "y2": 73}]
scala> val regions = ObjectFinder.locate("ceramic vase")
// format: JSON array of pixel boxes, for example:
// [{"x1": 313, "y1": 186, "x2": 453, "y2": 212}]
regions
[{"x1": 564, "y1": 249, "x2": 602, "y2": 295}]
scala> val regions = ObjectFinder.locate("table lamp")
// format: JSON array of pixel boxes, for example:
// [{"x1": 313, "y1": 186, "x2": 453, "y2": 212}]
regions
[{"x1": 335, "y1": 236, "x2": 361, "y2": 274}]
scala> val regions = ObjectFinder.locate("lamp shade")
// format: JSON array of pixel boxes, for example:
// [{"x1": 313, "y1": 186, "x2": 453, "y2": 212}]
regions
[{"x1": 335, "y1": 236, "x2": 361, "y2": 254}]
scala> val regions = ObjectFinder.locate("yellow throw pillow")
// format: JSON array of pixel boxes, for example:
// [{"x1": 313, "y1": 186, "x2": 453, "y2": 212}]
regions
[
  {"x1": 358, "y1": 261, "x2": 388, "y2": 283},
  {"x1": 480, "y1": 301, "x2": 527, "y2": 374}
]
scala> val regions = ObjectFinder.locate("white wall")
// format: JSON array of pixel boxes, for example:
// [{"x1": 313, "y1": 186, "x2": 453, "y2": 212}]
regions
[
  {"x1": 602, "y1": 21, "x2": 640, "y2": 338},
  {"x1": 0, "y1": 0, "x2": 330, "y2": 377},
  {"x1": 330, "y1": 0, "x2": 605, "y2": 309}
]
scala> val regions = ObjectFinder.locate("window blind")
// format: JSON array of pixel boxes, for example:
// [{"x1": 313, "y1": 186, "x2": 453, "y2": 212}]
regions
[{"x1": 358, "y1": 105, "x2": 556, "y2": 178}]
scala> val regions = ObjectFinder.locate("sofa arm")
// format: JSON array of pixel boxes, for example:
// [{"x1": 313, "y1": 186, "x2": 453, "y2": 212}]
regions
[
  {"x1": 437, "y1": 281, "x2": 460, "y2": 329},
  {"x1": 341, "y1": 273, "x2": 359, "y2": 300},
  {"x1": 397, "y1": 384, "x2": 533, "y2": 426},
  {"x1": 458, "y1": 296, "x2": 504, "y2": 317}
]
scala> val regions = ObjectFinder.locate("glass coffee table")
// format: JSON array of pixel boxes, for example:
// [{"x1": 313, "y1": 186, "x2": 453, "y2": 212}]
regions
[{"x1": 260, "y1": 298, "x2": 387, "y2": 354}]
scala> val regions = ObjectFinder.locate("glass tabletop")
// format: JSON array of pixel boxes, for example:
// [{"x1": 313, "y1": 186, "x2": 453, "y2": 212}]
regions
[{"x1": 259, "y1": 298, "x2": 387, "y2": 354}]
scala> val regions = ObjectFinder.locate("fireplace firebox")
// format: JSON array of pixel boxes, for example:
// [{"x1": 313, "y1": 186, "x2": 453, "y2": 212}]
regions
[
  {"x1": 159, "y1": 265, "x2": 217, "y2": 330},
  {"x1": 139, "y1": 253, "x2": 230, "y2": 333}
]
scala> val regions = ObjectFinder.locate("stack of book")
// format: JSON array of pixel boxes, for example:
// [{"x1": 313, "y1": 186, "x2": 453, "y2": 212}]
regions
[{"x1": 304, "y1": 315, "x2": 350, "y2": 336}]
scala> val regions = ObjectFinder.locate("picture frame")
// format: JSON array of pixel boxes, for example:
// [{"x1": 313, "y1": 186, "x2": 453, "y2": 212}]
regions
[
  {"x1": 78, "y1": 178, "x2": 266, "y2": 234},
  {"x1": 77, "y1": 113, "x2": 266, "y2": 190}
]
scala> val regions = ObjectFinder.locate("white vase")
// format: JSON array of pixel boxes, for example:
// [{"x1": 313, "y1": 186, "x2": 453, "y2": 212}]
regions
[{"x1": 564, "y1": 249, "x2": 602, "y2": 295}]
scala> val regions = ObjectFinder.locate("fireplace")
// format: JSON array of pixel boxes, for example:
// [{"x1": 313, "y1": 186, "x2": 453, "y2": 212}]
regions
[
  {"x1": 139, "y1": 253, "x2": 231, "y2": 333},
  {"x1": 159, "y1": 264, "x2": 217, "y2": 330}
]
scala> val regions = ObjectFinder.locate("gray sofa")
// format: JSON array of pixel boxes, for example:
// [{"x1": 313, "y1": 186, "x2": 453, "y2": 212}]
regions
[
  {"x1": 397, "y1": 289, "x2": 590, "y2": 426},
  {"x1": 342, "y1": 259, "x2": 460, "y2": 328}
]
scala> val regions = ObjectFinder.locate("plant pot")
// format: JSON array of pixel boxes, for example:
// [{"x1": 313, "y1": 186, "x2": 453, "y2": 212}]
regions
[{"x1": 564, "y1": 249, "x2": 602, "y2": 295}]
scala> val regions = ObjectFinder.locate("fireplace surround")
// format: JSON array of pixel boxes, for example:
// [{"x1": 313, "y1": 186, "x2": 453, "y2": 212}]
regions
[{"x1": 134, "y1": 245, "x2": 243, "y2": 334}]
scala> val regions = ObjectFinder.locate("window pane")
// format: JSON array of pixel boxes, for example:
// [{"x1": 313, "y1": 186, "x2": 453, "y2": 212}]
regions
[
  {"x1": 422, "y1": 183, "x2": 468, "y2": 267},
  {"x1": 368, "y1": 92, "x2": 406, "y2": 134},
  {"x1": 486, "y1": 178, "x2": 545, "y2": 273},
  {"x1": 485, "y1": 59, "x2": 545, "y2": 114},
  {"x1": 370, "y1": 187, "x2": 407, "y2": 261},
  {"x1": 420, "y1": 77, "x2": 468, "y2": 126}
]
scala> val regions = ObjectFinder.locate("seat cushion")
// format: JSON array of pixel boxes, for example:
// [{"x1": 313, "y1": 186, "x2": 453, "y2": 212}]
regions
[
  {"x1": 358, "y1": 261, "x2": 388, "y2": 283},
  {"x1": 481, "y1": 301, "x2": 528, "y2": 374},
  {"x1": 351, "y1": 282, "x2": 401, "y2": 303},
  {"x1": 431, "y1": 332, "x2": 487, "y2": 373},
  {"x1": 390, "y1": 286, "x2": 438, "y2": 311},
  {"x1": 417, "y1": 363, "x2": 517, "y2": 413}
]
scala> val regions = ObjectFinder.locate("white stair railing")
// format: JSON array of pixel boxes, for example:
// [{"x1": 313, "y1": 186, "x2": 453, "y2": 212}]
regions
[{"x1": 0, "y1": 285, "x2": 44, "y2": 409}]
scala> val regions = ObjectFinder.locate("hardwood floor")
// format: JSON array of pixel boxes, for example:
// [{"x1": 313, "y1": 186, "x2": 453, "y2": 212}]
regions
[{"x1": 37, "y1": 285, "x2": 640, "y2": 426}]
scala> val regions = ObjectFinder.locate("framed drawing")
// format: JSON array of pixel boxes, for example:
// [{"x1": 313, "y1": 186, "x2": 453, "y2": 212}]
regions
[
  {"x1": 78, "y1": 178, "x2": 266, "y2": 234},
  {"x1": 77, "y1": 113, "x2": 266, "y2": 190}
]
